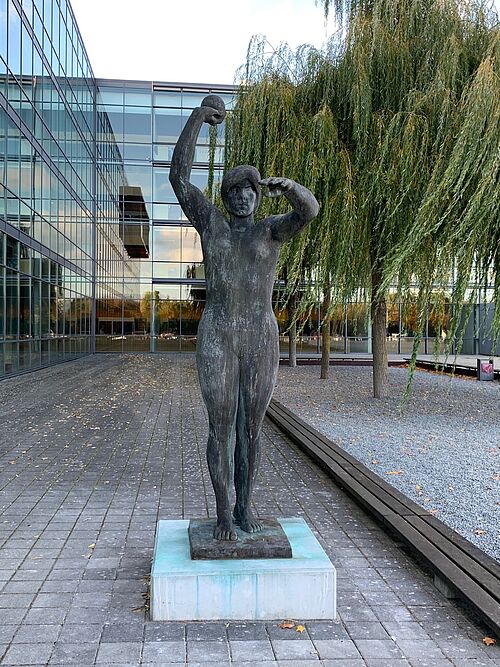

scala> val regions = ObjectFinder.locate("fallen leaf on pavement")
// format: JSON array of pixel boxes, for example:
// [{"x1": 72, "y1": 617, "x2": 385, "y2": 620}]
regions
[
  {"x1": 385, "y1": 471, "x2": 403, "y2": 475},
  {"x1": 483, "y1": 637, "x2": 496, "y2": 646},
  {"x1": 278, "y1": 620, "x2": 295, "y2": 629},
  {"x1": 296, "y1": 625, "x2": 305, "y2": 633}
]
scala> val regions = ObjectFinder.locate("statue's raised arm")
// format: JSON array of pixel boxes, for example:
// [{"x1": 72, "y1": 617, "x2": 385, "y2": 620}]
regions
[
  {"x1": 169, "y1": 95, "x2": 226, "y2": 234},
  {"x1": 261, "y1": 177, "x2": 319, "y2": 242}
]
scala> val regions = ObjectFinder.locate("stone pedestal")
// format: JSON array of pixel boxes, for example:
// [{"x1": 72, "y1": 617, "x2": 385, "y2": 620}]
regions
[{"x1": 150, "y1": 517, "x2": 336, "y2": 621}]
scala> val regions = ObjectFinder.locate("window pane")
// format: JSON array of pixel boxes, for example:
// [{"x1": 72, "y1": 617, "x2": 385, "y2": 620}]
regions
[
  {"x1": 104, "y1": 109, "x2": 124, "y2": 142},
  {"x1": 123, "y1": 106, "x2": 151, "y2": 143},
  {"x1": 123, "y1": 164, "x2": 151, "y2": 200},
  {"x1": 98, "y1": 87, "x2": 124, "y2": 105},
  {"x1": 153, "y1": 90, "x2": 182, "y2": 107},
  {"x1": 152, "y1": 262, "x2": 181, "y2": 278},
  {"x1": 123, "y1": 142, "x2": 151, "y2": 161},
  {"x1": 8, "y1": 0, "x2": 21, "y2": 76},
  {"x1": 153, "y1": 226, "x2": 181, "y2": 261},
  {"x1": 181, "y1": 227, "x2": 202, "y2": 262},
  {"x1": 152, "y1": 203, "x2": 184, "y2": 220},
  {"x1": 153, "y1": 167, "x2": 175, "y2": 203},
  {"x1": 182, "y1": 91, "x2": 208, "y2": 108},
  {"x1": 0, "y1": 0, "x2": 7, "y2": 63},
  {"x1": 181, "y1": 262, "x2": 204, "y2": 280},
  {"x1": 153, "y1": 108, "x2": 182, "y2": 143},
  {"x1": 6, "y1": 269, "x2": 18, "y2": 338},
  {"x1": 124, "y1": 88, "x2": 151, "y2": 106},
  {"x1": 153, "y1": 143, "x2": 173, "y2": 161}
]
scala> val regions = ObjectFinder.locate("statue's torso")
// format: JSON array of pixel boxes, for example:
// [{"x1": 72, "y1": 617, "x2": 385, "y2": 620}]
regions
[{"x1": 200, "y1": 213, "x2": 280, "y2": 327}]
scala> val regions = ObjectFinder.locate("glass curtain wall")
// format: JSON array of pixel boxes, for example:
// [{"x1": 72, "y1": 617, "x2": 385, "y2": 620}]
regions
[
  {"x1": 94, "y1": 80, "x2": 231, "y2": 353},
  {"x1": 275, "y1": 289, "x2": 488, "y2": 357},
  {"x1": 0, "y1": 0, "x2": 99, "y2": 378}
]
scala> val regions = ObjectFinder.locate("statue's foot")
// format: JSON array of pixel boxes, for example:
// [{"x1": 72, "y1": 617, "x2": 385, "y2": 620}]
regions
[
  {"x1": 234, "y1": 511, "x2": 263, "y2": 534},
  {"x1": 213, "y1": 518, "x2": 238, "y2": 541}
]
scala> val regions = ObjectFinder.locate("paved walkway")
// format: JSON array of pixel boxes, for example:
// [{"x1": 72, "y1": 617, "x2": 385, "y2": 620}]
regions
[{"x1": 0, "y1": 354, "x2": 499, "y2": 666}]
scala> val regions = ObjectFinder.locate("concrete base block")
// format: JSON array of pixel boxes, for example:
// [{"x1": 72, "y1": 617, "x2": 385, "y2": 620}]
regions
[{"x1": 151, "y1": 517, "x2": 336, "y2": 621}]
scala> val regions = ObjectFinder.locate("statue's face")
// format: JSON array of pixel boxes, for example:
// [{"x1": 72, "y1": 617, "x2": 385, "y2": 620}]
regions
[{"x1": 224, "y1": 180, "x2": 257, "y2": 218}]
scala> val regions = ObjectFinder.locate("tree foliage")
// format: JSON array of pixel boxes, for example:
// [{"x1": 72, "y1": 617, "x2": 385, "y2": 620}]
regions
[{"x1": 224, "y1": 0, "x2": 500, "y2": 393}]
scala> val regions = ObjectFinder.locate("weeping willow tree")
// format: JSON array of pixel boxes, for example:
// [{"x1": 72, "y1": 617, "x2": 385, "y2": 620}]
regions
[{"x1": 224, "y1": 0, "x2": 499, "y2": 398}]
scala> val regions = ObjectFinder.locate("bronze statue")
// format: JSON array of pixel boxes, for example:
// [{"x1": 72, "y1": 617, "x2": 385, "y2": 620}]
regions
[{"x1": 170, "y1": 95, "x2": 319, "y2": 541}]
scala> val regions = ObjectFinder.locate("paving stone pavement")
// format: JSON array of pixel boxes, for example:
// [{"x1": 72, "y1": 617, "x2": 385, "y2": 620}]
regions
[{"x1": 0, "y1": 354, "x2": 499, "y2": 667}]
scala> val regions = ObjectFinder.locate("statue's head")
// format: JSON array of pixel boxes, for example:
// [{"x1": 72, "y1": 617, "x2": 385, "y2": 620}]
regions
[{"x1": 221, "y1": 165, "x2": 261, "y2": 218}]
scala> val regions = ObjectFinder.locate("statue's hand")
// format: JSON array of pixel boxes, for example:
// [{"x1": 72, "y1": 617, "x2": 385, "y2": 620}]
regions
[
  {"x1": 259, "y1": 177, "x2": 294, "y2": 198},
  {"x1": 200, "y1": 94, "x2": 226, "y2": 126}
]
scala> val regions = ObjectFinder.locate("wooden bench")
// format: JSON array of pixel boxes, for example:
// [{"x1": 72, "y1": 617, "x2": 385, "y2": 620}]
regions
[{"x1": 266, "y1": 399, "x2": 500, "y2": 636}]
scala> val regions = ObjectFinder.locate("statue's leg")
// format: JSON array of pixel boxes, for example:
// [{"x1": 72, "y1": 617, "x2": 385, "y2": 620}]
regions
[
  {"x1": 197, "y1": 337, "x2": 239, "y2": 541},
  {"x1": 234, "y1": 334, "x2": 279, "y2": 533}
]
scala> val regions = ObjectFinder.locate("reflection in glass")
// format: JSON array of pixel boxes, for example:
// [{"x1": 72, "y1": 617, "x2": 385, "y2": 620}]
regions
[
  {"x1": 153, "y1": 108, "x2": 182, "y2": 143},
  {"x1": 8, "y1": 0, "x2": 21, "y2": 76},
  {"x1": 153, "y1": 144, "x2": 173, "y2": 161},
  {"x1": 123, "y1": 164, "x2": 152, "y2": 200},
  {"x1": 98, "y1": 87, "x2": 124, "y2": 105},
  {"x1": 1, "y1": 0, "x2": 7, "y2": 64},
  {"x1": 346, "y1": 302, "x2": 369, "y2": 353},
  {"x1": 181, "y1": 228, "x2": 202, "y2": 262},
  {"x1": 181, "y1": 91, "x2": 207, "y2": 108},
  {"x1": 153, "y1": 167, "x2": 175, "y2": 203},
  {"x1": 183, "y1": 262, "x2": 204, "y2": 280},
  {"x1": 6, "y1": 270, "x2": 18, "y2": 338},
  {"x1": 123, "y1": 106, "x2": 151, "y2": 143},
  {"x1": 123, "y1": 142, "x2": 151, "y2": 161},
  {"x1": 153, "y1": 90, "x2": 182, "y2": 108},
  {"x1": 152, "y1": 203, "x2": 185, "y2": 220},
  {"x1": 124, "y1": 88, "x2": 152, "y2": 107},
  {"x1": 153, "y1": 227, "x2": 181, "y2": 261},
  {"x1": 152, "y1": 261, "x2": 182, "y2": 279}
]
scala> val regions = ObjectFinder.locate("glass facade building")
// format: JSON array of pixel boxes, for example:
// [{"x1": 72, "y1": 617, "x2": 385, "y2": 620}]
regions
[
  {"x1": 0, "y1": 0, "x2": 497, "y2": 379},
  {"x1": 1, "y1": 0, "x2": 96, "y2": 378},
  {"x1": 93, "y1": 79, "x2": 230, "y2": 354}
]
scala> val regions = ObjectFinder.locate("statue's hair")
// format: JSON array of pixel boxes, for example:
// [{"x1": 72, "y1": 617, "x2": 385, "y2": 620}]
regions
[{"x1": 221, "y1": 165, "x2": 262, "y2": 212}]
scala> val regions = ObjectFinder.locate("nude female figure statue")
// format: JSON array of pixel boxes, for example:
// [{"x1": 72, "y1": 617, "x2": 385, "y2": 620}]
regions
[{"x1": 169, "y1": 94, "x2": 319, "y2": 541}]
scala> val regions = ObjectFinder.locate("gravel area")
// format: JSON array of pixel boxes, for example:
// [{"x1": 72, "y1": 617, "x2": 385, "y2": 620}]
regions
[{"x1": 274, "y1": 364, "x2": 500, "y2": 561}]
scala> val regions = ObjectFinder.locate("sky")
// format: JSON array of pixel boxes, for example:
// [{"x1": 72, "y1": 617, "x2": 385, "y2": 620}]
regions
[{"x1": 70, "y1": 0, "x2": 333, "y2": 85}]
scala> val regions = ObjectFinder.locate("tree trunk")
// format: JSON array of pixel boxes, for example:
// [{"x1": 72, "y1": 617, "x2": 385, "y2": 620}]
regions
[
  {"x1": 288, "y1": 293, "x2": 297, "y2": 367},
  {"x1": 371, "y1": 267, "x2": 388, "y2": 398},
  {"x1": 320, "y1": 288, "x2": 331, "y2": 380}
]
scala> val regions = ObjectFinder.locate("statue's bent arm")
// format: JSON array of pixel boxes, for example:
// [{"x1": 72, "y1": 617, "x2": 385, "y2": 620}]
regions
[
  {"x1": 265, "y1": 179, "x2": 320, "y2": 243},
  {"x1": 169, "y1": 107, "x2": 219, "y2": 235}
]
